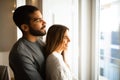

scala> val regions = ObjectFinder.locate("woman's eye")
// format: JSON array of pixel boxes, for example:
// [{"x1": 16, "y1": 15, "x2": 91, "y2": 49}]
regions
[{"x1": 64, "y1": 36, "x2": 67, "y2": 39}]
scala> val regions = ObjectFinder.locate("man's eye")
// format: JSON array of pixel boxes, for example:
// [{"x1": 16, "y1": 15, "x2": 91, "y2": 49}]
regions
[
  {"x1": 33, "y1": 18, "x2": 42, "y2": 22},
  {"x1": 35, "y1": 19, "x2": 41, "y2": 21},
  {"x1": 35, "y1": 19, "x2": 40, "y2": 22}
]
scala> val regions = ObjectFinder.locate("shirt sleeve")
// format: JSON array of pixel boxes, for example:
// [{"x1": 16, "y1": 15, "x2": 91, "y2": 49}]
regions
[
  {"x1": 10, "y1": 47, "x2": 44, "y2": 80},
  {"x1": 19, "y1": 52, "x2": 43, "y2": 80}
]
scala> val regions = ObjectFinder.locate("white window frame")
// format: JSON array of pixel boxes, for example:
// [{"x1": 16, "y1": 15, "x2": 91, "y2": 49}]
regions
[
  {"x1": 78, "y1": 0, "x2": 100, "y2": 80},
  {"x1": 78, "y1": 0, "x2": 94, "y2": 80},
  {"x1": 91, "y1": 0, "x2": 100, "y2": 80}
]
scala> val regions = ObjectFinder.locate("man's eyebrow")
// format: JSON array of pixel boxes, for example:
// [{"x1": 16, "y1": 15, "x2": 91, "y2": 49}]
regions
[
  {"x1": 32, "y1": 18, "x2": 42, "y2": 21},
  {"x1": 32, "y1": 17, "x2": 42, "y2": 19}
]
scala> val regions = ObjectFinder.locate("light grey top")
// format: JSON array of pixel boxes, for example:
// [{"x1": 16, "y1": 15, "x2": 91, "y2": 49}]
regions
[{"x1": 46, "y1": 51, "x2": 77, "y2": 80}]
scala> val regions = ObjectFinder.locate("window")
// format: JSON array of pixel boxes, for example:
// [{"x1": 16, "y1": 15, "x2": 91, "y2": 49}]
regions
[{"x1": 98, "y1": 0, "x2": 120, "y2": 80}]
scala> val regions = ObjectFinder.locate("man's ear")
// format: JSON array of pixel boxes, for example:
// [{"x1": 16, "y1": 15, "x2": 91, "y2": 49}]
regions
[{"x1": 21, "y1": 24, "x2": 29, "y2": 31}]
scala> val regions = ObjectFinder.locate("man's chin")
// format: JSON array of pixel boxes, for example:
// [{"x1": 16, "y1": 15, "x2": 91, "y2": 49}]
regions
[{"x1": 31, "y1": 32, "x2": 46, "y2": 36}]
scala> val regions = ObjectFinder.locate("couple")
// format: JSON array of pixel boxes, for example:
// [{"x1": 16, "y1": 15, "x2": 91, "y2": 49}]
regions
[{"x1": 9, "y1": 5, "x2": 76, "y2": 80}]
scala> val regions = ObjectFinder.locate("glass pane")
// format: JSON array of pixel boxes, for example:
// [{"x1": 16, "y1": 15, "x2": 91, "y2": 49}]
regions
[{"x1": 99, "y1": 0, "x2": 120, "y2": 80}]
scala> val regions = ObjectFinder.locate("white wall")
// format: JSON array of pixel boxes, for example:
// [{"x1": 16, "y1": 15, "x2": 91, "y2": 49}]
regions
[
  {"x1": 0, "y1": 51, "x2": 14, "y2": 79},
  {"x1": 0, "y1": 52, "x2": 9, "y2": 66}
]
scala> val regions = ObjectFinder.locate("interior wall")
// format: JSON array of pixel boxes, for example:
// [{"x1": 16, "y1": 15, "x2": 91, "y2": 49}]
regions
[
  {"x1": 26, "y1": 0, "x2": 42, "y2": 13},
  {"x1": 0, "y1": 0, "x2": 17, "y2": 51},
  {"x1": 0, "y1": 0, "x2": 17, "y2": 79},
  {"x1": 0, "y1": 51, "x2": 13, "y2": 77}
]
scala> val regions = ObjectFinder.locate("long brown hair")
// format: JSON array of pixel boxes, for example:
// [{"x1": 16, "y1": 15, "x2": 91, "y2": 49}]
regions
[{"x1": 45, "y1": 24, "x2": 69, "y2": 57}]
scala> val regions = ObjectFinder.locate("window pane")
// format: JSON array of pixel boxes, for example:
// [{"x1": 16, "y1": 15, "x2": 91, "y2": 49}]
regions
[{"x1": 99, "y1": 0, "x2": 120, "y2": 80}]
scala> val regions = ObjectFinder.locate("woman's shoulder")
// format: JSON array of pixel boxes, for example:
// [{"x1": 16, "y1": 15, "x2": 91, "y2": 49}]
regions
[
  {"x1": 46, "y1": 52, "x2": 64, "y2": 66},
  {"x1": 47, "y1": 52, "x2": 60, "y2": 62}
]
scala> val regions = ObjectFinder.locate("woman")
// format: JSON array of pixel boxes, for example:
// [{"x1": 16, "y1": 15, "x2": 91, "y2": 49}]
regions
[{"x1": 45, "y1": 24, "x2": 77, "y2": 80}]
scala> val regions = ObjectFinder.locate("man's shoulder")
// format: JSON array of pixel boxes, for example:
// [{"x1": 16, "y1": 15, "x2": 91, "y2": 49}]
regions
[
  {"x1": 9, "y1": 38, "x2": 35, "y2": 60},
  {"x1": 13, "y1": 38, "x2": 26, "y2": 48},
  {"x1": 10, "y1": 38, "x2": 28, "y2": 53}
]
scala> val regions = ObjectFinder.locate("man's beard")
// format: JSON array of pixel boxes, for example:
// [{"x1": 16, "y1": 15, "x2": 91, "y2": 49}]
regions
[{"x1": 29, "y1": 25, "x2": 46, "y2": 36}]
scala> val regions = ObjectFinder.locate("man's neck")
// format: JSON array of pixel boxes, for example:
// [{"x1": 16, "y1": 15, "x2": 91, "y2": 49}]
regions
[{"x1": 23, "y1": 35, "x2": 38, "y2": 42}]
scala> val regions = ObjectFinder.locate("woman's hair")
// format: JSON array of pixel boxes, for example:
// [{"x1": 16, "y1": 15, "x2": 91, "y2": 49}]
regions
[
  {"x1": 13, "y1": 5, "x2": 39, "y2": 31},
  {"x1": 45, "y1": 24, "x2": 69, "y2": 57}
]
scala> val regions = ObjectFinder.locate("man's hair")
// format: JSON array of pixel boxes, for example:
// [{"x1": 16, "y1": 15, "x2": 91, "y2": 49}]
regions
[{"x1": 13, "y1": 5, "x2": 39, "y2": 30}]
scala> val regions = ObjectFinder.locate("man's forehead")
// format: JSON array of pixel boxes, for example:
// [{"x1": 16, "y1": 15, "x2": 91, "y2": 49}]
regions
[{"x1": 29, "y1": 10, "x2": 42, "y2": 18}]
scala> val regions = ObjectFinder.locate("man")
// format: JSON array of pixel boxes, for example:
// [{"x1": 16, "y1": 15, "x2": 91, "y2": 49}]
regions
[{"x1": 9, "y1": 5, "x2": 46, "y2": 80}]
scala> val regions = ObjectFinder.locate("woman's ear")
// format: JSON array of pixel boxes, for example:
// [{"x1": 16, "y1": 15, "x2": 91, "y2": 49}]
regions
[{"x1": 21, "y1": 24, "x2": 29, "y2": 31}]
